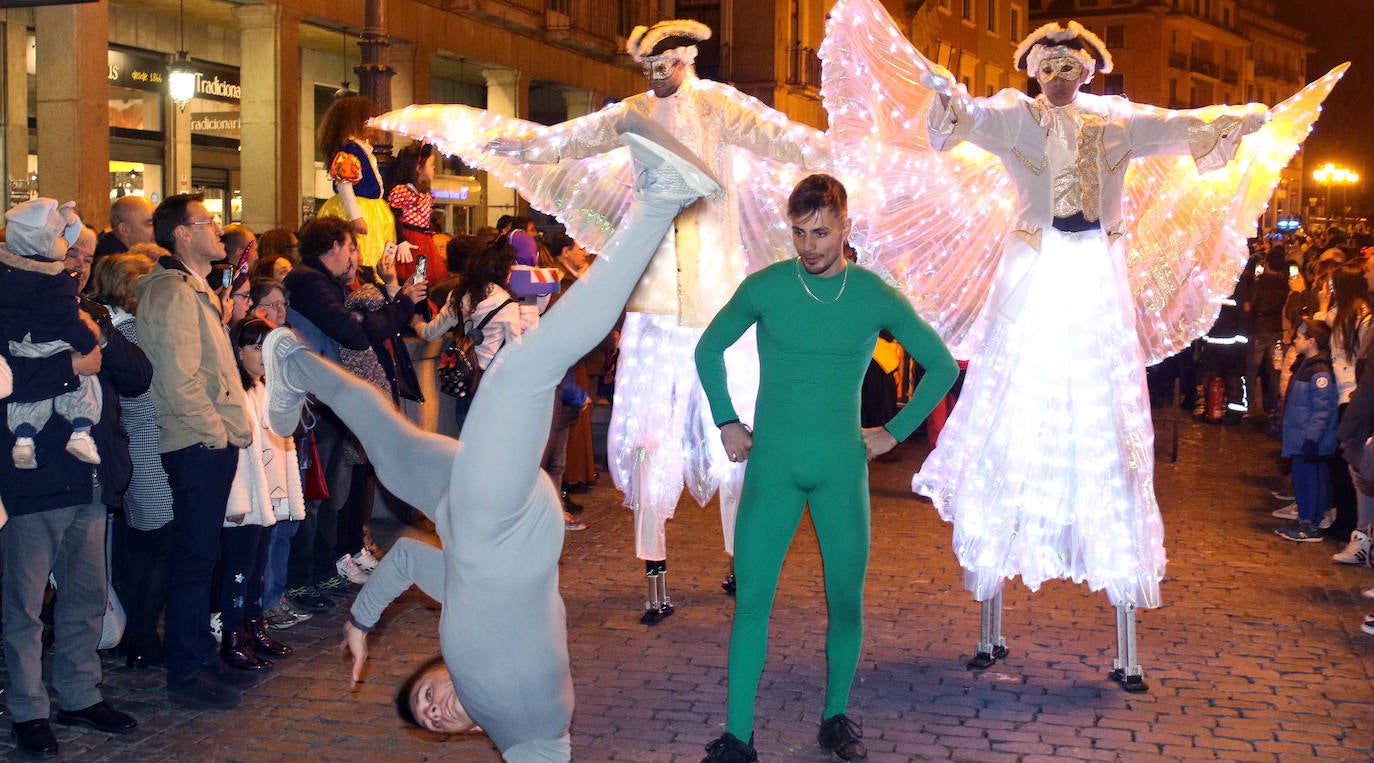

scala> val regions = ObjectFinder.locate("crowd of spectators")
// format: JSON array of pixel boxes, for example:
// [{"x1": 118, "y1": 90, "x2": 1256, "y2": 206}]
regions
[
  {"x1": 0, "y1": 152, "x2": 605, "y2": 754},
  {"x1": 1177, "y1": 224, "x2": 1374, "y2": 638}
]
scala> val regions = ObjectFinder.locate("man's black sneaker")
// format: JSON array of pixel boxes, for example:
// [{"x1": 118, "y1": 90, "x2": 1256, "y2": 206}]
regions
[
  {"x1": 702, "y1": 732, "x2": 758, "y2": 763},
  {"x1": 286, "y1": 585, "x2": 334, "y2": 612},
  {"x1": 721, "y1": 573, "x2": 736, "y2": 595},
  {"x1": 818, "y1": 714, "x2": 867, "y2": 761},
  {"x1": 12, "y1": 719, "x2": 58, "y2": 758},
  {"x1": 54, "y1": 701, "x2": 137, "y2": 733},
  {"x1": 316, "y1": 575, "x2": 356, "y2": 598}
]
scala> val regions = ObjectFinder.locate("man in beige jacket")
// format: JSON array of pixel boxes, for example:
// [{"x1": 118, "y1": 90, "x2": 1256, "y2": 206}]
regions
[{"x1": 135, "y1": 193, "x2": 252, "y2": 710}]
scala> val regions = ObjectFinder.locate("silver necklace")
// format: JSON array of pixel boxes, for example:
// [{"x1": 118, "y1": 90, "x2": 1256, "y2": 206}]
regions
[{"x1": 796, "y1": 257, "x2": 848, "y2": 304}]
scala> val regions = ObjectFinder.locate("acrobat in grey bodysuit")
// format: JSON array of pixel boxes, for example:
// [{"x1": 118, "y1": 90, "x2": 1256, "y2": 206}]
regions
[{"x1": 263, "y1": 128, "x2": 719, "y2": 762}]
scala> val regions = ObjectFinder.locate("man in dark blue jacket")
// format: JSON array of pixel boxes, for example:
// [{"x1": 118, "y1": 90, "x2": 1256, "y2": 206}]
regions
[
  {"x1": 0, "y1": 234, "x2": 152, "y2": 756},
  {"x1": 282, "y1": 216, "x2": 426, "y2": 606}
]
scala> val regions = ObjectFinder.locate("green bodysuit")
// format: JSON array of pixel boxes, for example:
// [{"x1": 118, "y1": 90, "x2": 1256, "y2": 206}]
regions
[{"x1": 695, "y1": 257, "x2": 958, "y2": 738}]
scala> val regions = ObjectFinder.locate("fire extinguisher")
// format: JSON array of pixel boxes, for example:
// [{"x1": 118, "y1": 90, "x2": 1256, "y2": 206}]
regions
[{"x1": 1205, "y1": 376, "x2": 1226, "y2": 422}]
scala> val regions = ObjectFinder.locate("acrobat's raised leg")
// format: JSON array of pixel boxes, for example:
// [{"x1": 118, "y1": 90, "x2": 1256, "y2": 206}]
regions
[
  {"x1": 1108, "y1": 603, "x2": 1148, "y2": 692},
  {"x1": 966, "y1": 589, "x2": 1008, "y2": 670}
]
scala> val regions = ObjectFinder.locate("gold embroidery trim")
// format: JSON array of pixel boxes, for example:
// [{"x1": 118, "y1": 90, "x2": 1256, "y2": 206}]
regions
[
  {"x1": 1076, "y1": 114, "x2": 1103, "y2": 222},
  {"x1": 1012, "y1": 147, "x2": 1048, "y2": 175}
]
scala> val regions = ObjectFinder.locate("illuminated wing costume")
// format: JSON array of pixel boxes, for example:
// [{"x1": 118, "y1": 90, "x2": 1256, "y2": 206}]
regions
[
  {"x1": 374, "y1": 79, "x2": 828, "y2": 564},
  {"x1": 821, "y1": 0, "x2": 1344, "y2": 609}
]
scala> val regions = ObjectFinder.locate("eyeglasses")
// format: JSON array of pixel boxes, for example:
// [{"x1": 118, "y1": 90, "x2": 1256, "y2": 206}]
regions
[
  {"x1": 230, "y1": 292, "x2": 251, "y2": 301},
  {"x1": 187, "y1": 217, "x2": 221, "y2": 229},
  {"x1": 255, "y1": 300, "x2": 286, "y2": 310}
]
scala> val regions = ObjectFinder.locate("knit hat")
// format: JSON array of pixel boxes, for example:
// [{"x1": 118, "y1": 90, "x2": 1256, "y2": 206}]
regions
[
  {"x1": 4, "y1": 197, "x2": 82, "y2": 260},
  {"x1": 509, "y1": 229, "x2": 538, "y2": 267}
]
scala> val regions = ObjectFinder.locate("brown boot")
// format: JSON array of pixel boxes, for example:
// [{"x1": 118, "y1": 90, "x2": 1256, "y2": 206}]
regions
[
  {"x1": 247, "y1": 618, "x2": 293, "y2": 657},
  {"x1": 221, "y1": 622, "x2": 273, "y2": 671}
]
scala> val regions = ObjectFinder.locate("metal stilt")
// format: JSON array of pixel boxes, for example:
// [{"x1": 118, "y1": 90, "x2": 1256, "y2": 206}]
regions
[
  {"x1": 967, "y1": 590, "x2": 1006, "y2": 669},
  {"x1": 1111, "y1": 603, "x2": 1148, "y2": 692},
  {"x1": 639, "y1": 560, "x2": 673, "y2": 625}
]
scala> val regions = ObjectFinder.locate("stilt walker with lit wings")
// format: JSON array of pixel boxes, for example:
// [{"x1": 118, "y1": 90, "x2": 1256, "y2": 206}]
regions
[
  {"x1": 373, "y1": 20, "x2": 829, "y2": 625},
  {"x1": 820, "y1": 0, "x2": 1345, "y2": 691}
]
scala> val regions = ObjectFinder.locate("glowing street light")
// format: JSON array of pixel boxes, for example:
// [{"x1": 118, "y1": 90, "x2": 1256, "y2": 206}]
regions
[{"x1": 1311, "y1": 162, "x2": 1359, "y2": 226}]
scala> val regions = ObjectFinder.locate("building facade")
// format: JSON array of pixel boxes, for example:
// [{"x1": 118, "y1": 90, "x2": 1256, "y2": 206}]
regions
[{"x1": 3, "y1": 0, "x2": 833, "y2": 236}]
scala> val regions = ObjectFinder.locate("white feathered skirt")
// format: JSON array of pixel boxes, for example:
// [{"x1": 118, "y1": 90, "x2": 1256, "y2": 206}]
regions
[{"x1": 913, "y1": 228, "x2": 1166, "y2": 609}]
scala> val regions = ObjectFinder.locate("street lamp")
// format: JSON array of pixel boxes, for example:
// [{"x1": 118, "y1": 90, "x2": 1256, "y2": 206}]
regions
[
  {"x1": 1311, "y1": 162, "x2": 1360, "y2": 227},
  {"x1": 167, "y1": 0, "x2": 195, "y2": 111}
]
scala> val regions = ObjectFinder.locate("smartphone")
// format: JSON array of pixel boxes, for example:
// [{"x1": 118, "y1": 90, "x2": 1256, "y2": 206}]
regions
[
  {"x1": 222, "y1": 268, "x2": 232, "y2": 290},
  {"x1": 1288, "y1": 264, "x2": 1299, "y2": 278},
  {"x1": 413, "y1": 254, "x2": 428, "y2": 283}
]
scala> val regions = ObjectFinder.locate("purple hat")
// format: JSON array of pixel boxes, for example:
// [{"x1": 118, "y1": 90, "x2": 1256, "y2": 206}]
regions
[{"x1": 509, "y1": 229, "x2": 538, "y2": 267}]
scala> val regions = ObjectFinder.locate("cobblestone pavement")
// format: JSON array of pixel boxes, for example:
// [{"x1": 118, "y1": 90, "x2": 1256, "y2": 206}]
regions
[{"x1": 1, "y1": 416, "x2": 1371, "y2": 761}]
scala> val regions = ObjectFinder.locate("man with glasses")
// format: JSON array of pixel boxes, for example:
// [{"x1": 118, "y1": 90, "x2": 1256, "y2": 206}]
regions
[{"x1": 135, "y1": 193, "x2": 253, "y2": 709}]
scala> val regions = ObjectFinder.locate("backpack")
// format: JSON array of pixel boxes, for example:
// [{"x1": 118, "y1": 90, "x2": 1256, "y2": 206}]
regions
[{"x1": 437, "y1": 298, "x2": 516, "y2": 401}]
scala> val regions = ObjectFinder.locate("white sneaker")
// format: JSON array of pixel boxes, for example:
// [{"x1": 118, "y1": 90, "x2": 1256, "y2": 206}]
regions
[
  {"x1": 64, "y1": 430, "x2": 101, "y2": 465},
  {"x1": 1363, "y1": 615, "x2": 1374, "y2": 636},
  {"x1": 210, "y1": 612, "x2": 223, "y2": 645},
  {"x1": 618, "y1": 113, "x2": 721, "y2": 200},
  {"x1": 1364, "y1": 587, "x2": 1374, "y2": 600},
  {"x1": 1332, "y1": 530, "x2": 1371, "y2": 565},
  {"x1": 354, "y1": 547, "x2": 380, "y2": 573},
  {"x1": 1319, "y1": 507, "x2": 1336, "y2": 530},
  {"x1": 262, "y1": 327, "x2": 309, "y2": 437},
  {"x1": 335, "y1": 553, "x2": 371, "y2": 585},
  {"x1": 11, "y1": 437, "x2": 36, "y2": 469},
  {"x1": 1271, "y1": 502, "x2": 1298, "y2": 520}
]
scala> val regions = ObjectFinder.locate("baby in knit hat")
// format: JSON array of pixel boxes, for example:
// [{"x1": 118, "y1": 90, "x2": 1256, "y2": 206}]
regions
[{"x1": 0, "y1": 197, "x2": 102, "y2": 469}]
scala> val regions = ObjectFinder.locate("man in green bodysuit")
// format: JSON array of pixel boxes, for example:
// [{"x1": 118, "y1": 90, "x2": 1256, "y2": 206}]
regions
[{"x1": 694, "y1": 174, "x2": 959, "y2": 763}]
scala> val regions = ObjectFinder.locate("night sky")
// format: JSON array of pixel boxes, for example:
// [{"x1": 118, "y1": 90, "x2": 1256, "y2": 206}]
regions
[{"x1": 1275, "y1": 0, "x2": 1373, "y2": 218}]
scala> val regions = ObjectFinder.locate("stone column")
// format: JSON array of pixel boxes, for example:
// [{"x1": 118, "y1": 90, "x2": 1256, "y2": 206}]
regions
[
  {"x1": 34, "y1": 2, "x2": 109, "y2": 222},
  {"x1": 237, "y1": 4, "x2": 301, "y2": 230},
  {"x1": 482, "y1": 67, "x2": 523, "y2": 226},
  {"x1": 390, "y1": 41, "x2": 431, "y2": 110},
  {"x1": 3, "y1": 16, "x2": 29, "y2": 208}
]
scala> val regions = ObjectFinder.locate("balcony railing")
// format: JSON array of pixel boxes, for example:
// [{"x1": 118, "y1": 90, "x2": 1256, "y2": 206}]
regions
[
  {"x1": 1189, "y1": 58, "x2": 1219, "y2": 78},
  {"x1": 1168, "y1": 52, "x2": 1189, "y2": 70},
  {"x1": 544, "y1": 0, "x2": 619, "y2": 49},
  {"x1": 787, "y1": 45, "x2": 822, "y2": 90}
]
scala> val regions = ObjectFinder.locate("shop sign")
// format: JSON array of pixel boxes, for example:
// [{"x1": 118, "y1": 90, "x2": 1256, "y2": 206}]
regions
[
  {"x1": 107, "y1": 48, "x2": 240, "y2": 103},
  {"x1": 108, "y1": 48, "x2": 166, "y2": 92},
  {"x1": 190, "y1": 112, "x2": 241, "y2": 136}
]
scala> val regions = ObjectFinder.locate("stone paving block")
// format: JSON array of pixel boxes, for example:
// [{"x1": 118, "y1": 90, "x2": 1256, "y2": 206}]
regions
[{"x1": 0, "y1": 420, "x2": 1369, "y2": 761}]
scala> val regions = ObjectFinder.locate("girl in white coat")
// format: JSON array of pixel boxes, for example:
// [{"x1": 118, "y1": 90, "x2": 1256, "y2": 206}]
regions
[{"x1": 219, "y1": 318, "x2": 298, "y2": 671}]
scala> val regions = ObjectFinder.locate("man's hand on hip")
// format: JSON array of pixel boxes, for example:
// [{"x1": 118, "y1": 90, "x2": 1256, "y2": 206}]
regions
[{"x1": 721, "y1": 422, "x2": 753, "y2": 463}]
